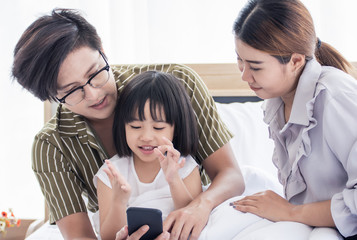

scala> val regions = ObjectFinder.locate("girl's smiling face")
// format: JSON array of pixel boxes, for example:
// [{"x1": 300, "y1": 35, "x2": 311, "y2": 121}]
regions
[
  {"x1": 125, "y1": 100, "x2": 174, "y2": 164},
  {"x1": 235, "y1": 38, "x2": 298, "y2": 100}
]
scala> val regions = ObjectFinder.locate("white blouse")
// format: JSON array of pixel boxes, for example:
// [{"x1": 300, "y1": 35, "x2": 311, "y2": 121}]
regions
[{"x1": 263, "y1": 59, "x2": 357, "y2": 237}]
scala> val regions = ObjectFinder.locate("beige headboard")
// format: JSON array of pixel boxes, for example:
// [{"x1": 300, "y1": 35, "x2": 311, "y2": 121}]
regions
[{"x1": 185, "y1": 63, "x2": 255, "y2": 97}]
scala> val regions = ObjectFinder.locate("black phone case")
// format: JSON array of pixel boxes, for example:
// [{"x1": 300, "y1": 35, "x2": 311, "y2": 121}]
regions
[{"x1": 127, "y1": 207, "x2": 163, "y2": 240}]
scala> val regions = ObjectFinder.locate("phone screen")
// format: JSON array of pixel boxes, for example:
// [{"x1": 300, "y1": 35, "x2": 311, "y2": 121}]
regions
[{"x1": 127, "y1": 207, "x2": 163, "y2": 240}]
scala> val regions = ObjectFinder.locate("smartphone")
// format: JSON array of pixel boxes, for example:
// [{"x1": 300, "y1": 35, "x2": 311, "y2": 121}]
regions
[{"x1": 127, "y1": 207, "x2": 163, "y2": 240}]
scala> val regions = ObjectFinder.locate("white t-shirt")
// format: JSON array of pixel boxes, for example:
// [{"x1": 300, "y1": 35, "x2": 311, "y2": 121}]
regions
[{"x1": 92, "y1": 154, "x2": 198, "y2": 234}]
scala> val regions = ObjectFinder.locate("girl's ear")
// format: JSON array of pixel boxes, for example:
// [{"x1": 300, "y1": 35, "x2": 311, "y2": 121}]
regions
[{"x1": 290, "y1": 53, "x2": 306, "y2": 73}]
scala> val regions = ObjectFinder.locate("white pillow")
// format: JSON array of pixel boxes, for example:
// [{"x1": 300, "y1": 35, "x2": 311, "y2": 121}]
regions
[{"x1": 216, "y1": 101, "x2": 281, "y2": 194}]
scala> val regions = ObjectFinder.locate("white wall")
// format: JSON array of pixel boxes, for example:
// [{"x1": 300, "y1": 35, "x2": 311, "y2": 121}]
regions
[
  {"x1": 1, "y1": 0, "x2": 357, "y2": 220},
  {"x1": 303, "y1": 0, "x2": 357, "y2": 62}
]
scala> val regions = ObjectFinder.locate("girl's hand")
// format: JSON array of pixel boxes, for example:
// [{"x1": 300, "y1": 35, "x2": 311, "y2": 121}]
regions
[
  {"x1": 230, "y1": 190, "x2": 294, "y2": 222},
  {"x1": 115, "y1": 225, "x2": 170, "y2": 240},
  {"x1": 103, "y1": 159, "x2": 131, "y2": 205},
  {"x1": 154, "y1": 137, "x2": 185, "y2": 184}
]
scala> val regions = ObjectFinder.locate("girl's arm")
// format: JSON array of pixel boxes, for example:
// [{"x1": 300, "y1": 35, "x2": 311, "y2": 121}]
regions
[
  {"x1": 231, "y1": 190, "x2": 335, "y2": 227},
  {"x1": 155, "y1": 137, "x2": 202, "y2": 209},
  {"x1": 97, "y1": 160, "x2": 131, "y2": 240},
  {"x1": 169, "y1": 165, "x2": 202, "y2": 209},
  {"x1": 181, "y1": 166, "x2": 203, "y2": 207}
]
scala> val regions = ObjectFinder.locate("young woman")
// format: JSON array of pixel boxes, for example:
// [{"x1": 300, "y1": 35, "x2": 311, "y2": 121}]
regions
[
  {"x1": 230, "y1": 0, "x2": 357, "y2": 239},
  {"x1": 94, "y1": 71, "x2": 202, "y2": 240},
  {"x1": 11, "y1": 8, "x2": 244, "y2": 240}
]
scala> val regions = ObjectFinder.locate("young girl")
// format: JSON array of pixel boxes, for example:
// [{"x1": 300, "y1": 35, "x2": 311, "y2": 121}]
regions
[
  {"x1": 93, "y1": 71, "x2": 202, "y2": 240},
  {"x1": 230, "y1": 0, "x2": 357, "y2": 239}
]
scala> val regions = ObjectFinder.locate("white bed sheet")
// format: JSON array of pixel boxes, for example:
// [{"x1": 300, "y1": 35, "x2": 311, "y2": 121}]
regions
[{"x1": 26, "y1": 101, "x2": 342, "y2": 240}]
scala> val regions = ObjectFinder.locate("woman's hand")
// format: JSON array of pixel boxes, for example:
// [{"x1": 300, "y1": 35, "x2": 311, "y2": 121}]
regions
[
  {"x1": 115, "y1": 225, "x2": 170, "y2": 240},
  {"x1": 231, "y1": 190, "x2": 336, "y2": 227},
  {"x1": 230, "y1": 190, "x2": 294, "y2": 222},
  {"x1": 103, "y1": 159, "x2": 131, "y2": 205},
  {"x1": 154, "y1": 137, "x2": 185, "y2": 184}
]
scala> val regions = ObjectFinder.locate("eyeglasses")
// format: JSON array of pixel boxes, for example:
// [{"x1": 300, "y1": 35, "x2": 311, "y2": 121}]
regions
[{"x1": 56, "y1": 51, "x2": 110, "y2": 106}]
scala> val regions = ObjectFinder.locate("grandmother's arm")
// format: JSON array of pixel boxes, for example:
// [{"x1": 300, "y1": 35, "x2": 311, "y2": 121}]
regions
[
  {"x1": 56, "y1": 213, "x2": 97, "y2": 240},
  {"x1": 163, "y1": 143, "x2": 244, "y2": 240}
]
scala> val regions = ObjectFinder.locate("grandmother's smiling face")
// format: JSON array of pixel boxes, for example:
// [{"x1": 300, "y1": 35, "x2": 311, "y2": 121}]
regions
[{"x1": 56, "y1": 47, "x2": 117, "y2": 122}]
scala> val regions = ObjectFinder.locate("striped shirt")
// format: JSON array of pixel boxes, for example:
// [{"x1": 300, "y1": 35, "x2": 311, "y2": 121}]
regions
[{"x1": 32, "y1": 63, "x2": 233, "y2": 224}]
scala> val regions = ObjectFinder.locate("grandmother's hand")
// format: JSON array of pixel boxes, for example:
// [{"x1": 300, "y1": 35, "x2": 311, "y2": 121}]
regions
[{"x1": 163, "y1": 199, "x2": 211, "y2": 240}]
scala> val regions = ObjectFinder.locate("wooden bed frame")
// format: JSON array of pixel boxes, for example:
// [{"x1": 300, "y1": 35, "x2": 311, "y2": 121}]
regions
[{"x1": 186, "y1": 63, "x2": 255, "y2": 97}]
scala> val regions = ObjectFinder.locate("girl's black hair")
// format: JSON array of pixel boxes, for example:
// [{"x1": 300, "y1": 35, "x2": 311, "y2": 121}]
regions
[{"x1": 113, "y1": 71, "x2": 198, "y2": 157}]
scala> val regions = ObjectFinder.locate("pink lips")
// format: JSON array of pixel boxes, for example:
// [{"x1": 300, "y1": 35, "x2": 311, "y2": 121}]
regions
[
  {"x1": 90, "y1": 96, "x2": 107, "y2": 109},
  {"x1": 249, "y1": 85, "x2": 262, "y2": 91},
  {"x1": 139, "y1": 145, "x2": 156, "y2": 154}
]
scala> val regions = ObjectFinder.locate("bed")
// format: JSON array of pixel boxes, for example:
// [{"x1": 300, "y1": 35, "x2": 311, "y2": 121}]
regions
[{"x1": 26, "y1": 63, "x2": 351, "y2": 240}]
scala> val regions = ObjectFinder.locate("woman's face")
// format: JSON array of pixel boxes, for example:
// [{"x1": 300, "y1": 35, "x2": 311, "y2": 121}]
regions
[
  {"x1": 235, "y1": 38, "x2": 297, "y2": 100},
  {"x1": 56, "y1": 47, "x2": 117, "y2": 122}
]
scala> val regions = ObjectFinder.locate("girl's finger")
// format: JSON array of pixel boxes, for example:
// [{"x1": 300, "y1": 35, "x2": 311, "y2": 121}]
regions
[
  {"x1": 154, "y1": 148, "x2": 165, "y2": 162},
  {"x1": 161, "y1": 136, "x2": 173, "y2": 146},
  {"x1": 158, "y1": 145, "x2": 180, "y2": 160},
  {"x1": 178, "y1": 158, "x2": 185, "y2": 168},
  {"x1": 157, "y1": 145, "x2": 170, "y2": 155},
  {"x1": 166, "y1": 148, "x2": 180, "y2": 161},
  {"x1": 104, "y1": 160, "x2": 130, "y2": 186},
  {"x1": 115, "y1": 225, "x2": 129, "y2": 240},
  {"x1": 103, "y1": 168, "x2": 113, "y2": 180}
]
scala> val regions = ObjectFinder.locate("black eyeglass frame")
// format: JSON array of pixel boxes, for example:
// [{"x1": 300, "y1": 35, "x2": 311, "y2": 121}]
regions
[{"x1": 56, "y1": 50, "x2": 110, "y2": 105}]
